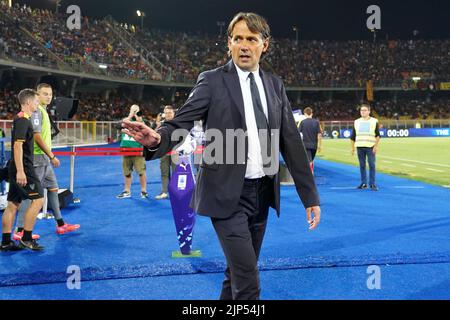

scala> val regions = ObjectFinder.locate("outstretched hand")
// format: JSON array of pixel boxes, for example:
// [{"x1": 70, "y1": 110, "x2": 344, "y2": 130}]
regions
[
  {"x1": 306, "y1": 206, "x2": 321, "y2": 230},
  {"x1": 121, "y1": 119, "x2": 161, "y2": 148}
]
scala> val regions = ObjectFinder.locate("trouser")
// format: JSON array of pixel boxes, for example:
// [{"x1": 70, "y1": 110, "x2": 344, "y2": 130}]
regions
[
  {"x1": 17, "y1": 164, "x2": 61, "y2": 228},
  {"x1": 160, "y1": 155, "x2": 176, "y2": 193},
  {"x1": 357, "y1": 147, "x2": 376, "y2": 185},
  {"x1": 211, "y1": 176, "x2": 274, "y2": 300},
  {"x1": 305, "y1": 148, "x2": 317, "y2": 162}
]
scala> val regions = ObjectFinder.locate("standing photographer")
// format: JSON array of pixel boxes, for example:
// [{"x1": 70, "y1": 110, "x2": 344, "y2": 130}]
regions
[
  {"x1": 116, "y1": 104, "x2": 148, "y2": 199},
  {"x1": 154, "y1": 105, "x2": 176, "y2": 200}
]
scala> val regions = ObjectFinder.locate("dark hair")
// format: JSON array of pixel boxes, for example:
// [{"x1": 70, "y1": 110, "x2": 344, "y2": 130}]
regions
[
  {"x1": 227, "y1": 12, "x2": 271, "y2": 40},
  {"x1": 359, "y1": 103, "x2": 371, "y2": 111},
  {"x1": 17, "y1": 89, "x2": 38, "y2": 106},
  {"x1": 37, "y1": 83, "x2": 52, "y2": 91},
  {"x1": 303, "y1": 107, "x2": 313, "y2": 116}
]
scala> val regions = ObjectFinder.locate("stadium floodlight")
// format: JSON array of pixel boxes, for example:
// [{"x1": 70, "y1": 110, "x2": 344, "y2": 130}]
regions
[
  {"x1": 370, "y1": 28, "x2": 377, "y2": 42},
  {"x1": 412, "y1": 76, "x2": 421, "y2": 81},
  {"x1": 53, "y1": 0, "x2": 61, "y2": 14},
  {"x1": 292, "y1": 26, "x2": 299, "y2": 45},
  {"x1": 136, "y1": 10, "x2": 146, "y2": 30},
  {"x1": 216, "y1": 21, "x2": 225, "y2": 36},
  {"x1": 98, "y1": 64, "x2": 108, "y2": 69}
]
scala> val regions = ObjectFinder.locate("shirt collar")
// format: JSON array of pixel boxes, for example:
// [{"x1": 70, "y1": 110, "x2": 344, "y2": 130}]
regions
[
  {"x1": 234, "y1": 62, "x2": 260, "y2": 82},
  {"x1": 19, "y1": 111, "x2": 31, "y2": 119}
]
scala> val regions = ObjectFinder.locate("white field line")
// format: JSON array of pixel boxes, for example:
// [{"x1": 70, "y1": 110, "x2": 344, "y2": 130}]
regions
[
  {"x1": 401, "y1": 163, "x2": 416, "y2": 168},
  {"x1": 330, "y1": 187, "x2": 357, "y2": 190},
  {"x1": 425, "y1": 168, "x2": 445, "y2": 173},
  {"x1": 393, "y1": 186, "x2": 425, "y2": 189},
  {"x1": 330, "y1": 186, "x2": 426, "y2": 189},
  {"x1": 327, "y1": 147, "x2": 450, "y2": 168}
]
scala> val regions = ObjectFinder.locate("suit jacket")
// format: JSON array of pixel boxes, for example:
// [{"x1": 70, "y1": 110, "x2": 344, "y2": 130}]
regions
[{"x1": 144, "y1": 60, "x2": 320, "y2": 219}]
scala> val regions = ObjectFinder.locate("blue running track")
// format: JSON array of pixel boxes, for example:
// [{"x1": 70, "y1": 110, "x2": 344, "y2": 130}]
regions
[{"x1": 1, "y1": 145, "x2": 449, "y2": 299}]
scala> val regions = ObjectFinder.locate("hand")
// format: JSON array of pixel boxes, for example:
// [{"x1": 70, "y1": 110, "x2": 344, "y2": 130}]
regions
[
  {"x1": 372, "y1": 146, "x2": 378, "y2": 154},
  {"x1": 129, "y1": 105, "x2": 139, "y2": 115},
  {"x1": 51, "y1": 156, "x2": 60, "y2": 168},
  {"x1": 317, "y1": 146, "x2": 322, "y2": 154},
  {"x1": 16, "y1": 171, "x2": 27, "y2": 187},
  {"x1": 122, "y1": 119, "x2": 161, "y2": 148},
  {"x1": 306, "y1": 206, "x2": 321, "y2": 230},
  {"x1": 351, "y1": 148, "x2": 355, "y2": 156}
]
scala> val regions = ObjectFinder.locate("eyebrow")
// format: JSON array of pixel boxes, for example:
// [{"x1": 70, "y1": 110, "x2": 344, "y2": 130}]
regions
[{"x1": 233, "y1": 35, "x2": 259, "y2": 40}]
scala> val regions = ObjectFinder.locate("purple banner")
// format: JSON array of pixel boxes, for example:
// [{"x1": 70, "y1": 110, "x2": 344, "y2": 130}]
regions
[{"x1": 168, "y1": 157, "x2": 196, "y2": 255}]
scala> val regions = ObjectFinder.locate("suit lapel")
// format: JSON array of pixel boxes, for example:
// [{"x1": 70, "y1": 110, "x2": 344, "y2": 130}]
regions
[
  {"x1": 223, "y1": 61, "x2": 246, "y2": 125},
  {"x1": 260, "y1": 69, "x2": 280, "y2": 130},
  {"x1": 222, "y1": 61, "x2": 281, "y2": 130}
]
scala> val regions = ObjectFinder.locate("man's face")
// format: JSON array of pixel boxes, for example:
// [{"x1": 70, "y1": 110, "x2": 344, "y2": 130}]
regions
[
  {"x1": 31, "y1": 96, "x2": 40, "y2": 112},
  {"x1": 164, "y1": 109, "x2": 175, "y2": 121},
  {"x1": 25, "y1": 96, "x2": 40, "y2": 113},
  {"x1": 38, "y1": 87, "x2": 53, "y2": 106},
  {"x1": 360, "y1": 107, "x2": 370, "y2": 117},
  {"x1": 228, "y1": 20, "x2": 269, "y2": 72}
]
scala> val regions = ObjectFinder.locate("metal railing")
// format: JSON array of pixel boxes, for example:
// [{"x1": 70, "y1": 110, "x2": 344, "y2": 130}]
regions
[
  {"x1": 104, "y1": 15, "x2": 172, "y2": 81},
  {"x1": 0, "y1": 120, "x2": 122, "y2": 147},
  {"x1": 2, "y1": 119, "x2": 448, "y2": 148},
  {"x1": 53, "y1": 121, "x2": 121, "y2": 146}
]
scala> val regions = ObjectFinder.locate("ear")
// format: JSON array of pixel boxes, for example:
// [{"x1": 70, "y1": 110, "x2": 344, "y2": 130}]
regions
[
  {"x1": 227, "y1": 36, "x2": 232, "y2": 56},
  {"x1": 262, "y1": 38, "x2": 269, "y2": 53}
]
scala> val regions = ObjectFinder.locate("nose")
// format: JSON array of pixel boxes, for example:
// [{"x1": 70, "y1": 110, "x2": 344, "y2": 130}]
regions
[{"x1": 240, "y1": 47, "x2": 249, "y2": 54}]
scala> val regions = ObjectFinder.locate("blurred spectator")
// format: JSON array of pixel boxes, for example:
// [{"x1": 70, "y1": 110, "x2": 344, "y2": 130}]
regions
[
  {"x1": 1, "y1": 2, "x2": 449, "y2": 86},
  {"x1": 1, "y1": 88, "x2": 447, "y2": 121}
]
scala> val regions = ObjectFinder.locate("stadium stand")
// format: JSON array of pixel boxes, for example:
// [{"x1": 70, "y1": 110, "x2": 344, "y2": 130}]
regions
[{"x1": 1, "y1": 2, "x2": 449, "y2": 87}]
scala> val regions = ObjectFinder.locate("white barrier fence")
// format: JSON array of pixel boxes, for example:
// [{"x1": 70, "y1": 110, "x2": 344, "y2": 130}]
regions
[{"x1": 0, "y1": 120, "x2": 122, "y2": 147}]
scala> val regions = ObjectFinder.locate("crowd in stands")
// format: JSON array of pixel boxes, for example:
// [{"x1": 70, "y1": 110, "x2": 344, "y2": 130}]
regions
[
  {"x1": 0, "y1": 88, "x2": 188, "y2": 121},
  {"x1": 0, "y1": 8, "x2": 56, "y2": 68},
  {"x1": 1, "y1": 2, "x2": 449, "y2": 86},
  {"x1": 296, "y1": 99, "x2": 449, "y2": 121},
  {"x1": 371, "y1": 98, "x2": 449, "y2": 120},
  {"x1": 1, "y1": 88, "x2": 448, "y2": 122},
  {"x1": 0, "y1": 3, "x2": 449, "y2": 124},
  {"x1": 72, "y1": 92, "x2": 188, "y2": 121},
  {"x1": 0, "y1": 3, "x2": 159, "y2": 80},
  {"x1": 134, "y1": 29, "x2": 229, "y2": 82}
]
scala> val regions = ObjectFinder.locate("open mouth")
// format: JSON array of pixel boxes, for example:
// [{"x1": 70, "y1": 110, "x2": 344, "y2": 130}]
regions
[{"x1": 239, "y1": 54, "x2": 251, "y2": 61}]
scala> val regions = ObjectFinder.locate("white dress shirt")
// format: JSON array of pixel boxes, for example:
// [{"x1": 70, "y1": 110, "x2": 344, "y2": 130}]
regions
[{"x1": 234, "y1": 63, "x2": 269, "y2": 179}]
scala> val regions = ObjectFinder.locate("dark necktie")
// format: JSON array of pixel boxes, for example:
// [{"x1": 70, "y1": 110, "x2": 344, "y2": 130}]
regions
[{"x1": 248, "y1": 72, "x2": 271, "y2": 169}]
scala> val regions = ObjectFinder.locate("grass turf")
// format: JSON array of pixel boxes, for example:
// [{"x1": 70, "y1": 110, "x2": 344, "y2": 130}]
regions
[{"x1": 318, "y1": 137, "x2": 450, "y2": 186}]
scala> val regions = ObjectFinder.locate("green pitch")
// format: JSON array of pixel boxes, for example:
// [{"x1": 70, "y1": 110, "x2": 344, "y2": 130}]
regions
[{"x1": 318, "y1": 137, "x2": 450, "y2": 186}]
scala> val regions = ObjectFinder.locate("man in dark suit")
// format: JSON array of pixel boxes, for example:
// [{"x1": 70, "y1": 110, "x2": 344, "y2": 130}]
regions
[
  {"x1": 122, "y1": 12, "x2": 321, "y2": 300},
  {"x1": 299, "y1": 107, "x2": 322, "y2": 173}
]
